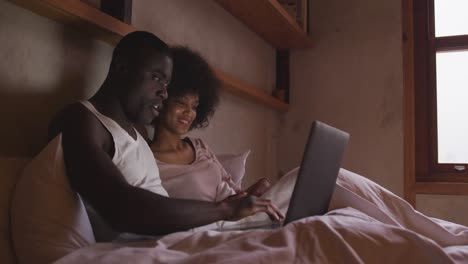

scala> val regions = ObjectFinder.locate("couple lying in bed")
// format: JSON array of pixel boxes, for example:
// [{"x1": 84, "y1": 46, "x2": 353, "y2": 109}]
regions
[
  {"x1": 12, "y1": 31, "x2": 286, "y2": 264},
  {"x1": 13, "y1": 30, "x2": 468, "y2": 264}
]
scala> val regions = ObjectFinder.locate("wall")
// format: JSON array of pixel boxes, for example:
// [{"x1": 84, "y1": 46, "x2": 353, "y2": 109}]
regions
[
  {"x1": 416, "y1": 195, "x2": 468, "y2": 226},
  {"x1": 0, "y1": 0, "x2": 112, "y2": 157},
  {"x1": 281, "y1": 0, "x2": 404, "y2": 196},
  {"x1": 0, "y1": 0, "x2": 280, "y2": 187}
]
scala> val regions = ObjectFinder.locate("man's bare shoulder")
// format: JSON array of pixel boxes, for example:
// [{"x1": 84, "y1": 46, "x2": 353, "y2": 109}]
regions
[
  {"x1": 49, "y1": 103, "x2": 85, "y2": 139},
  {"x1": 49, "y1": 102, "x2": 110, "y2": 146}
]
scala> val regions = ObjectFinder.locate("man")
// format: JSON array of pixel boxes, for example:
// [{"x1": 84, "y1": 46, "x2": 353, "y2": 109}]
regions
[{"x1": 49, "y1": 31, "x2": 283, "y2": 238}]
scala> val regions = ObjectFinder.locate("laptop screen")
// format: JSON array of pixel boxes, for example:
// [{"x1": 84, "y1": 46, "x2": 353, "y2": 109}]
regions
[{"x1": 284, "y1": 121, "x2": 349, "y2": 225}]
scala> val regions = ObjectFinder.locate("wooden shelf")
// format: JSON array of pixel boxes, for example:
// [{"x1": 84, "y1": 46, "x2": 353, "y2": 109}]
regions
[
  {"x1": 215, "y1": 0, "x2": 313, "y2": 49},
  {"x1": 12, "y1": 0, "x2": 135, "y2": 44},
  {"x1": 216, "y1": 70, "x2": 289, "y2": 111},
  {"x1": 10, "y1": 0, "x2": 289, "y2": 112}
]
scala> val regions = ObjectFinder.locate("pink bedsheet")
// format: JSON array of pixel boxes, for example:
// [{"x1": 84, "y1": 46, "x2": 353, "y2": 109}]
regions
[{"x1": 55, "y1": 169, "x2": 468, "y2": 264}]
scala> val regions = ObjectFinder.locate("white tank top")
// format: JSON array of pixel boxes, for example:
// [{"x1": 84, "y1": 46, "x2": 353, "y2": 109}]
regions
[{"x1": 81, "y1": 101, "x2": 168, "y2": 197}]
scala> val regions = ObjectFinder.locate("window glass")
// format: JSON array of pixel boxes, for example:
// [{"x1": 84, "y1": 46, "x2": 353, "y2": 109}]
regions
[
  {"x1": 434, "y1": 0, "x2": 468, "y2": 37},
  {"x1": 436, "y1": 51, "x2": 468, "y2": 163}
]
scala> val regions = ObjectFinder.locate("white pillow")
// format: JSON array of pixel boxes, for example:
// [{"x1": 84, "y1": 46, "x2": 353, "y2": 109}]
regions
[
  {"x1": 11, "y1": 135, "x2": 95, "y2": 264},
  {"x1": 216, "y1": 150, "x2": 250, "y2": 186}
]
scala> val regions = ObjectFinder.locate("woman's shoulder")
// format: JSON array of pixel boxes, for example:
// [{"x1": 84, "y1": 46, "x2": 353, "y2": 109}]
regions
[
  {"x1": 185, "y1": 137, "x2": 206, "y2": 148},
  {"x1": 185, "y1": 137, "x2": 215, "y2": 156}
]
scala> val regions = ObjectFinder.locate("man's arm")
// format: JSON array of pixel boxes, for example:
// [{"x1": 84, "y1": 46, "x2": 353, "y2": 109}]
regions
[
  {"x1": 244, "y1": 178, "x2": 271, "y2": 197},
  {"x1": 60, "y1": 105, "x2": 282, "y2": 236}
]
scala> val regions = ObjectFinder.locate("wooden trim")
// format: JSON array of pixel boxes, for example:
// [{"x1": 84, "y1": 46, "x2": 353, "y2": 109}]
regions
[
  {"x1": 402, "y1": 0, "x2": 416, "y2": 206},
  {"x1": 431, "y1": 163, "x2": 468, "y2": 176},
  {"x1": 415, "y1": 182, "x2": 468, "y2": 196},
  {"x1": 215, "y1": 70, "x2": 289, "y2": 112},
  {"x1": 435, "y1": 35, "x2": 468, "y2": 51},
  {"x1": 11, "y1": 0, "x2": 135, "y2": 44},
  {"x1": 427, "y1": 0, "x2": 441, "y2": 179},
  {"x1": 214, "y1": 0, "x2": 313, "y2": 49},
  {"x1": 10, "y1": 0, "x2": 289, "y2": 112},
  {"x1": 417, "y1": 173, "x2": 468, "y2": 183},
  {"x1": 413, "y1": 0, "x2": 430, "y2": 181}
]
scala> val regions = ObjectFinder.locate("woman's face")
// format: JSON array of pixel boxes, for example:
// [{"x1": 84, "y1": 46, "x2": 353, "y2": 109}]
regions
[{"x1": 161, "y1": 93, "x2": 199, "y2": 135}]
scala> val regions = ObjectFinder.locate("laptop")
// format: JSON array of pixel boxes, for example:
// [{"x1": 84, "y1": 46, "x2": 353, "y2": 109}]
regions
[{"x1": 219, "y1": 120, "x2": 349, "y2": 231}]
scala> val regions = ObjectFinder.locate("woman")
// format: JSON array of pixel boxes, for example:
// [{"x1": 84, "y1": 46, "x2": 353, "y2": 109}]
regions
[{"x1": 149, "y1": 46, "x2": 270, "y2": 203}]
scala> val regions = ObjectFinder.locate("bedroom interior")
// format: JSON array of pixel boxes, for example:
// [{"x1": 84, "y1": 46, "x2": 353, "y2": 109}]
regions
[{"x1": 1, "y1": 0, "x2": 468, "y2": 263}]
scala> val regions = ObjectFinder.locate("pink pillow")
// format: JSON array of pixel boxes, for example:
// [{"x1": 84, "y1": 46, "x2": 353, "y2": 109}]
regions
[
  {"x1": 0, "y1": 157, "x2": 28, "y2": 264},
  {"x1": 216, "y1": 150, "x2": 250, "y2": 186}
]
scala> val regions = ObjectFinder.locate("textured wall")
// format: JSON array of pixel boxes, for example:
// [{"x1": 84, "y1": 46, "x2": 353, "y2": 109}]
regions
[
  {"x1": 0, "y1": 0, "x2": 112, "y2": 157},
  {"x1": 416, "y1": 195, "x2": 468, "y2": 226},
  {"x1": 280, "y1": 0, "x2": 404, "y2": 195}
]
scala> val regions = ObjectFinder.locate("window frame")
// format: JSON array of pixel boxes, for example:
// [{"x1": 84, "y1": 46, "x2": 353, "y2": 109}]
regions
[
  {"x1": 413, "y1": 0, "x2": 468, "y2": 183},
  {"x1": 404, "y1": 0, "x2": 468, "y2": 206}
]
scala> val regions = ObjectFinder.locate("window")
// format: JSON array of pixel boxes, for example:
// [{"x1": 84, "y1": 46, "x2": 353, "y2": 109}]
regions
[{"x1": 413, "y1": 0, "x2": 468, "y2": 182}]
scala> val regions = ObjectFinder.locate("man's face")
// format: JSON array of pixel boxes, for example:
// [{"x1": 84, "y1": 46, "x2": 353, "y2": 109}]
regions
[{"x1": 121, "y1": 52, "x2": 173, "y2": 125}]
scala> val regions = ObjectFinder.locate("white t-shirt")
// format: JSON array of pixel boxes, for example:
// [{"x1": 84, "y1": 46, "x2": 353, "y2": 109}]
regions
[
  {"x1": 80, "y1": 101, "x2": 168, "y2": 241},
  {"x1": 81, "y1": 101, "x2": 168, "y2": 196}
]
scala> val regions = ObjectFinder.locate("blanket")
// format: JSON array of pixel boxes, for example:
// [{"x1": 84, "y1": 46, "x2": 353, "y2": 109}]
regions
[{"x1": 54, "y1": 169, "x2": 468, "y2": 263}]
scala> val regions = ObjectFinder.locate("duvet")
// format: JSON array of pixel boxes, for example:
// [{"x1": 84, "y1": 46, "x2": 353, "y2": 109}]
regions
[{"x1": 55, "y1": 169, "x2": 468, "y2": 264}]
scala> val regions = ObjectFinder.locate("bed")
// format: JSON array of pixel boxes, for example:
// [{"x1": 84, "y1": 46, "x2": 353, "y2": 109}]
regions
[
  {"x1": 54, "y1": 169, "x2": 468, "y2": 264},
  {"x1": 2, "y1": 157, "x2": 468, "y2": 264}
]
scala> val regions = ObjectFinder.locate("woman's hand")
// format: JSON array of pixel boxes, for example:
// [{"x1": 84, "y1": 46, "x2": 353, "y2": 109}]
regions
[{"x1": 244, "y1": 178, "x2": 271, "y2": 197}]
